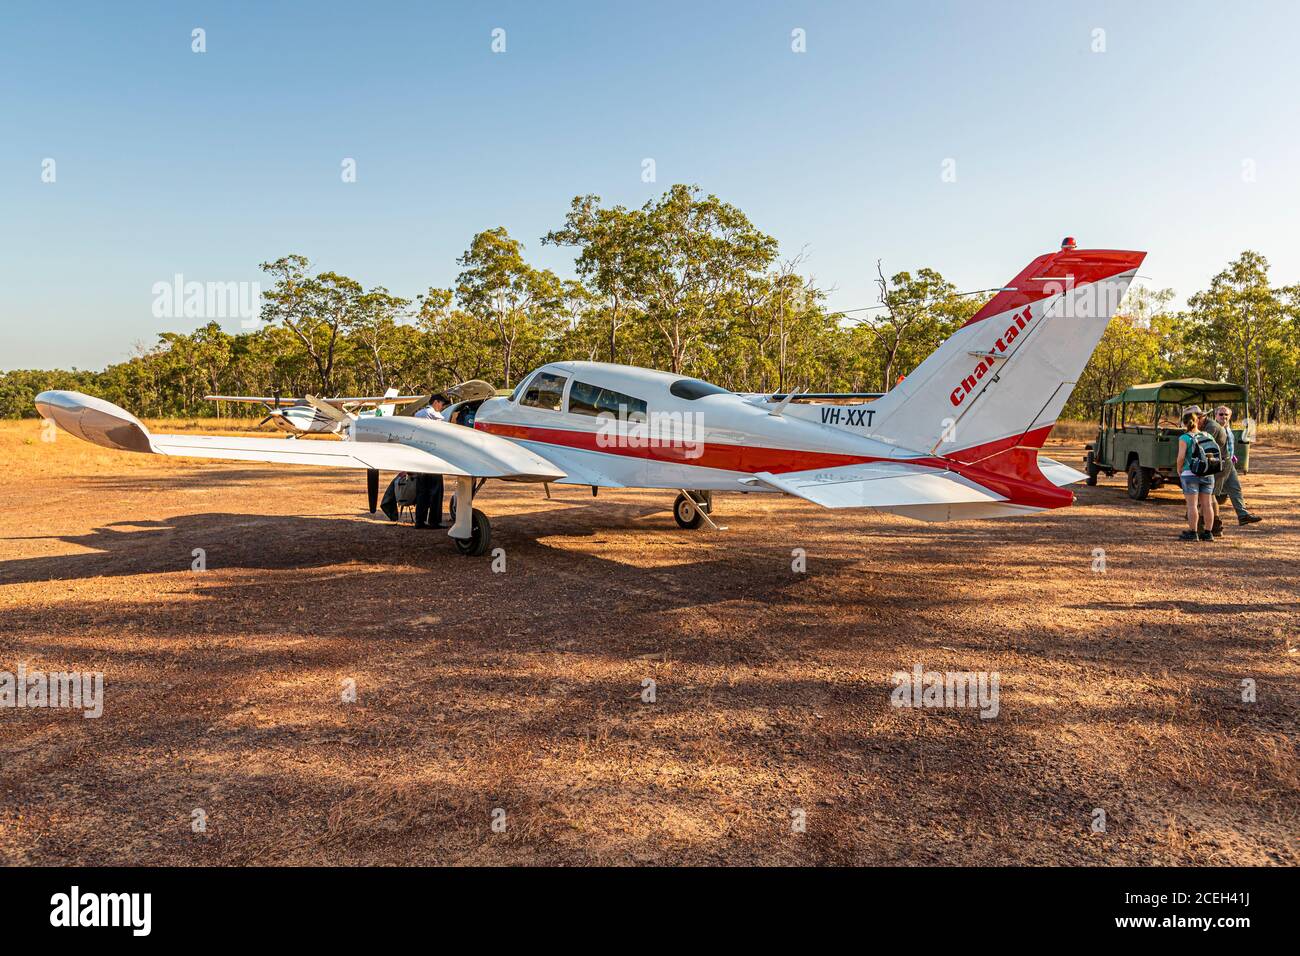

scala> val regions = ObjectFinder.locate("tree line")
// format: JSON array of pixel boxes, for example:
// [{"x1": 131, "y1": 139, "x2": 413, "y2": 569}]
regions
[{"x1": 3, "y1": 185, "x2": 1298, "y2": 423}]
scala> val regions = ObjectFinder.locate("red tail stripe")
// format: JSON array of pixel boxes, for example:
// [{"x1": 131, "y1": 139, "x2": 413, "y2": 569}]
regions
[{"x1": 962, "y1": 249, "x2": 1146, "y2": 328}]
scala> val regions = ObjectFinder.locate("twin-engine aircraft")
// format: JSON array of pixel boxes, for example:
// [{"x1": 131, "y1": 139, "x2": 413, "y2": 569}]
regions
[
  {"x1": 203, "y1": 387, "x2": 426, "y2": 435},
  {"x1": 36, "y1": 241, "x2": 1145, "y2": 557}
]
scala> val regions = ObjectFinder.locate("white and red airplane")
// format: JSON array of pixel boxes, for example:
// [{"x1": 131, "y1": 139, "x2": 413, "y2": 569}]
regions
[{"x1": 36, "y1": 241, "x2": 1144, "y2": 556}]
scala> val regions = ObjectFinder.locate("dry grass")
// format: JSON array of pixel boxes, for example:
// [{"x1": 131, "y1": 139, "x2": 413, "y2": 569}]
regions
[
  {"x1": 1052, "y1": 418, "x2": 1300, "y2": 449},
  {"x1": 1048, "y1": 420, "x2": 1099, "y2": 443},
  {"x1": 0, "y1": 419, "x2": 1295, "y2": 865},
  {"x1": 145, "y1": 417, "x2": 273, "y2": 433},
  {"x1": 1257, "y1": 422, "x2": 1300, "y2": 448}
]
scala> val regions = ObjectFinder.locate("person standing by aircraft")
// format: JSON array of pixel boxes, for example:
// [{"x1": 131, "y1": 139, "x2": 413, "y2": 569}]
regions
[
  {"x1": 1176, "y1": 411, "x2": 1218, "y2": 542},
  {"x1": 412, "y1": 393, "x2": 449, "y2": 528},
  {"x1": 1185, "y1": 406, "x2": 1228, "y2": 536},
  {"x1": 1214, "y1": 406, "x2": 1263, "y2": 526},
  {"x1": 413, "y1": 393, "x2": 449, "y2": 422}
]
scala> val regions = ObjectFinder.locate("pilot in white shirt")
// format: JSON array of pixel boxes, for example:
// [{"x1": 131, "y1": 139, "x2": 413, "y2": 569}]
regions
[{"x1": 413, "y1": 400, "x2": 445, "y2": 421}]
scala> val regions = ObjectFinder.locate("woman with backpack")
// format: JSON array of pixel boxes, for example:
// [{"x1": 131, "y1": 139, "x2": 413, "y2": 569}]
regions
[{"x1": 1176, "y1": 410, "x2": 1219, "y2": 542}]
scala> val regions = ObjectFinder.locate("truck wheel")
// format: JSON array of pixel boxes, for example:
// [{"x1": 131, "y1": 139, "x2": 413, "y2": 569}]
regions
[
  {"x1": 1085, "y1": 452, "x2": 1099, "y2": 486},
  {"x1": 1127, "y1": 462, "x2": 1153, "y2": 500}
]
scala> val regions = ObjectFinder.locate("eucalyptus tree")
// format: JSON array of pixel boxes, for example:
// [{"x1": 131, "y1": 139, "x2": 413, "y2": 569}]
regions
[{"x1": 455, "y1": 228, "x2": 566, "y2": 387}]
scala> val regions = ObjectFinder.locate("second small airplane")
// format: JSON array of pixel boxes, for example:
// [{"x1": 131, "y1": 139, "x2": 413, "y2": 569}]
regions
[{"x1": 203, "y1": 388, "x2": 426, "y2": 436}]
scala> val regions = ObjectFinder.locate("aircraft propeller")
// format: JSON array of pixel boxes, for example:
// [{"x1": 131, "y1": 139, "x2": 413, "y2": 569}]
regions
[{"x1": 258, "y1": 387, "x2": 286, "y2": 428}]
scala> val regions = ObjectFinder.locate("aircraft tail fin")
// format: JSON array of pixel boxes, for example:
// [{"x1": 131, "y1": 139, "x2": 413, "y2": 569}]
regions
[
  {"x1": 376, "y1": 387, "x2": 399, "y2": 417},
  {"x1": 866, "y1": 243, "x2": 1145, "y2": 472}
]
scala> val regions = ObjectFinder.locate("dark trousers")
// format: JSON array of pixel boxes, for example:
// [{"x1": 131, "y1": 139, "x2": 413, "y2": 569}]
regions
[
  {"x1": 414, "y1": 473, "x2": 443, "y2": 527},
  {"x1": 379, "y1": 477, "x2": 400, "y2": 521}
]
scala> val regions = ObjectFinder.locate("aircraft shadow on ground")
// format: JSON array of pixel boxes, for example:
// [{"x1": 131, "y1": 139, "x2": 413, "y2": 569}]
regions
[
  {"x1": 74, "y1": 467, "x2": 350, "y2": 493},
  {"x1": 0, "y1": 505, "x2": 862, "y2": 619}
]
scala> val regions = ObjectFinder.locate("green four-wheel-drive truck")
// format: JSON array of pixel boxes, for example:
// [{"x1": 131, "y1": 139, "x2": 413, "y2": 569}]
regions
[{"x1": 1084, "y1": 379, "x2": 1255, "y2": 500}]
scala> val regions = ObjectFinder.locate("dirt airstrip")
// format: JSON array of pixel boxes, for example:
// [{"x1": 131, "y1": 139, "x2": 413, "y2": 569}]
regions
[{"x1": 0, "y1": 420, "x2": 1295, "y2": 865}]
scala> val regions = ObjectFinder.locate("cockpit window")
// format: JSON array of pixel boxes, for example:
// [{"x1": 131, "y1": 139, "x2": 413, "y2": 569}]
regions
[
  {"x1": 669, "y1": 378, "x2": 730, "y2": 400},
  {"x1": 568, "y1": 380, "x2": 648, "y2": 420},
  {"x1": 520, "y1": 371, "x2": 568, "y2": 411},
  {"x1": 509, "y1": 375, "x2": 531, "y2": 403}
]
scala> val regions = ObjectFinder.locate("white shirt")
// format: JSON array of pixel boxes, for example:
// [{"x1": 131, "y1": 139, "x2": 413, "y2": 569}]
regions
[{"x1": 413, "y1": 405, "x2": 444, "y2": 421}]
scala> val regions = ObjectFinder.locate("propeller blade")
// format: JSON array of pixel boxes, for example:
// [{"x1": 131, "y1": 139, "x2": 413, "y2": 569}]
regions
[
  {"x1": 258, "y1": 414, "x2": 275, "y2": 427},
  {"x1": 367, "y1": 469, "x2": 379, "y2": 513}
]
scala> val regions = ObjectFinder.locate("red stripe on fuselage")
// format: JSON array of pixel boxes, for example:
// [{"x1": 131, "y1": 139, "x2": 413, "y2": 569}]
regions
[
  {"x1": 476, "y1": 420, "x2": 1073, "y2": 509},
  {"x1": 476, "y1": 421, "x2": 872, "y2": 474}
]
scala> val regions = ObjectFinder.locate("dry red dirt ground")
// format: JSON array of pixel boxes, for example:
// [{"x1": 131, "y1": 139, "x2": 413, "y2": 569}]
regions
[{"x1": 0, "y1": 420, "x2": 1295, "y2": 865}]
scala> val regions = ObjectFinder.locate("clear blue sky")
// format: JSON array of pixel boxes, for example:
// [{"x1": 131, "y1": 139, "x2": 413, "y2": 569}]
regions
[{"x1": 3, "y1": 0, "x2": 1298, "y2": 370}]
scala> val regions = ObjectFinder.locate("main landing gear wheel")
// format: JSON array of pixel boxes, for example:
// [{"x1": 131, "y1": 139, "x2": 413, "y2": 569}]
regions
[
  {"x1": 1085, "y1": 451, "x2": 1099, "y2": 486},
  {"x1": 453, "y1": 508, "x2": 491, "y2": 556},
  {"x1": 673, "y1": 492, "x2": 708, "y2": 529}
]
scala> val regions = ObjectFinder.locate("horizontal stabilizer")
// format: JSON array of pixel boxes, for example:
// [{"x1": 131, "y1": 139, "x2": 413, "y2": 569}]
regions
[
  {"x1": 1037, "y1": 456, "x2": 1087, "y2": 487},
  {"x1": 752, "y1": 462, "x2": 1004, "y2": 510}
]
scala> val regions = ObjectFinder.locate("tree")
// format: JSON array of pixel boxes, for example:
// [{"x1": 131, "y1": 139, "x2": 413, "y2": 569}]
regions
[
  {"x1": 554, "y1": 185, "x2": 779, "y2": 374},
  {"x1": 455, "y1": 228, "x2": 565, "y2": 387},
  {"x1": 411, "y1": 287, "x2": 498, "y2": 387},
  {"x1": 543, "y1": 196, "x2": 643, "y2": 363},
  {"x1": 1069, "y1": 287, "x2": 1176, "y2": 417},
  {"x1": 850, "y1": 266, "x2": 980, "y2": 392},
  {"x1": 258, "y1": 256, "x2": 364, "y2": 396},
  {"x1": 350, "y1": 287, "x2": 411, "y2": 391},
  {"x1": 1185, "y1": 251, "x2": 1284, "y2": 420}
]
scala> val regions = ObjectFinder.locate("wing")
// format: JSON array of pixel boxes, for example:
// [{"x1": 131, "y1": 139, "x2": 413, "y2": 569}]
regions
[
  {"x1": 204, "y1": 394, "x2": 297, "y2": 407},
  {"x1": 36, "y1": 391, "x2": 566, "y2": 481},
  {"x1": 148, "y1": 433, "x2": 475, "y2": 474},
  {"x1": 203, "y1": 394, "x2": 426, "y2": 408},
  {"x1": 527, "y1": 444, "x2": 627, "y2": 488},
  {"x1": 749, "y1": 461, "x2": 1005, "y2": 509},
  {"x1": 328, "y1": 395, "x2": 426, "y2": 407}
]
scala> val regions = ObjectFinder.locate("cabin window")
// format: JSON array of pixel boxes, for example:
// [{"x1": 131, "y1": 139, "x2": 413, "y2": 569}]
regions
[
  {"x1": 509, "y1": 374, "x2": 532, "y2": 403},
  {"x1": 520, "y1": 372, "x2": 568, "y2": 411},
  {"x1": 669, "y1": 378, "x2": 730, "y2": 400},
  {"x1": 568, "y1": 380, "x2": 648, "y2": 420}
]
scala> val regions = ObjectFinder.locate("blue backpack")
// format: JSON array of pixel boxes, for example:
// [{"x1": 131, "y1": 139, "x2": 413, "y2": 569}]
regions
[{"x1": 1187, "y1": 432, "x2": 1222, "y2": 476}]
